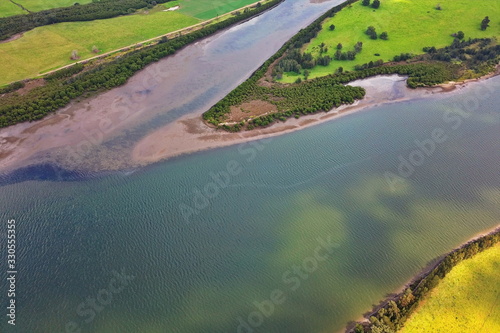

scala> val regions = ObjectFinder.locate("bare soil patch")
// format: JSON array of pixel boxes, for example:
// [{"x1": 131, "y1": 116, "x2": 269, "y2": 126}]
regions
[{"x1": 227, "y1": 100, "x2": 277, "y2": 122}]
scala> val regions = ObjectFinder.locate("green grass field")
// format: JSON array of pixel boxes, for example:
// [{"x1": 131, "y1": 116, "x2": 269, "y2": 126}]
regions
[
  {"x1": 0, "y1": 8, "x2": 199, "y2": 84},
  {"x1": 281, "y1": 0, "x2": 500, "y2": 83},
  {"x1": 0, "y1": 0, "x2": 26, "y2": 17},
  {"x1": 400, "y1": 244, "x2": 500, "y2": 333},
  {"x1": 16, "y1": 0, "x2": 93, "y2": 12},
  {"x1": 0, "y1": 0, "x2": 263, "y2": 85},
  {"x1": 177, "y1": 0, "x2": 259, "y2": 20}
]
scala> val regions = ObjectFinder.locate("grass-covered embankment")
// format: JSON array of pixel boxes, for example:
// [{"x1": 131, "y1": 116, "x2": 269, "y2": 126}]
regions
[
  {"x1": 0, "y1": 0, "x2": 283, "y2": 128},
  {"x1": 281, "y1": 0, "x2": 500, "y2": 82},
  {"x1": 0, "y1": 0, "x2": 264, "y2": 85},
  {"x1": 203, "y1": 0, "x2": 500, "y2": 132},
  {"x1": 399, "y1": 244, "x2": 500, "y2": 333},
  {"x1": 350, "y1": 228, "x2": 500, "y2": 333}
]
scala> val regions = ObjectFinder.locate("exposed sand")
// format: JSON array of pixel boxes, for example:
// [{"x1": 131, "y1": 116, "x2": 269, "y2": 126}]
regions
[
  {"x1": 131, "y1": 75, "x2": 442, "y2": 165},
  {"x1": 0, "y1": 72, "x2": 496, "y2": 174}
]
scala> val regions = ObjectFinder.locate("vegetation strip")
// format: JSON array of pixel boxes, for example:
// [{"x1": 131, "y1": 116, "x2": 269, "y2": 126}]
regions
[
  {"x1": 349, "y1": 227, "x2": 500, "y2": 333},
  {"x1": 0, "y1": 0, "x2": 283, "y2": 128}
]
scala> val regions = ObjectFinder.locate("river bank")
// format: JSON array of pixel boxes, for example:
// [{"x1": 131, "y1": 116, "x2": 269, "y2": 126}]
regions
[
  {"x1": 0, "y1": 71, "x2": 497, "y2": 174},
  {"x1": 131, "y1": 72, "x2": 497, "y2": 166},
  {"x1": 343, "y1": 223, "x2": 500, "y2": 333}
]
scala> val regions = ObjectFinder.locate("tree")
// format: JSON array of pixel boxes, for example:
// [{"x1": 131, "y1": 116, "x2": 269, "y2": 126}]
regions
[
  {"x1": 70, "y1": 50, "x2": 80, "y2": 60},
  {"x1": 295, "y1": 77, "x2": 302, "y2": 84},
  {"x1": 435, "y1": 3, "x2": 442, "y2": 10},
  {"x1": 372, "y1": 0, "x2": 380, "y2": 9},
  {"x1": 337, "y1": 43, "x2": 343, "y2": 50},
  {"x1": 354, "y1": 323, "x2": 365, "y2": 333},
  {"x1": 366, "y1": 26, "x2": 377, "y2": 39},
  {"x1": 329, "y1": 24, "x2": 335, "y2": 31},
  {"x1": 481, "y1": 16, "x2": 490, "y2": 30},
  {"x1": 91, "y1": 45, "x2": 100, "y2": 53},
  {"x1": 380, "y1": 31, "x2": 388, "y2": 40},
  {"x1": 354, "y1": 41, "x2": 363, "y2": 53},
  {"x1": 362, "y1": 0, "x2": 370, "y2": 6},
  {"x1": 304, "y1": 69, "x2": 310, "y2": 80},
  {"x1": 456, "y1": 31, "x2": 465, "y2": 39}
]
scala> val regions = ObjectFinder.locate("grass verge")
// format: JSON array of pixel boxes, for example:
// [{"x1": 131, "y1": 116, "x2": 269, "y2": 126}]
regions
[{"x1": 399, "y1": 244, "x2": 500, "y2": 333}]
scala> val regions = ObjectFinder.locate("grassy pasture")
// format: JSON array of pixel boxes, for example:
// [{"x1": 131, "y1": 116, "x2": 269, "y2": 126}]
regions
[
  {"x1": 0, "y1": 1, "x2": 26, "y2": 17},
  {"x1": 0, "y1": 8, "x2": 199, "y2": 84},
  {"x1": 177, "y1": 0, "x2": 260, "y2": 20},
  {"x1": 0, "y1": 0, "x2": 264, "y2": 85},
  {"x1": 400, "y1": 244, "x2": 500, "y2": 333},
  {"x1": 281, "y1": 0, "x2": 500, "y2": 82},
  {"x1": 16, "y1": 0, "x2": 93, "y2": 12}
]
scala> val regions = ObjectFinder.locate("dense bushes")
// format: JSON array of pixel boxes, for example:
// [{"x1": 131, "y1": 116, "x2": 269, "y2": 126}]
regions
[
  {"x1": 352, "y1": 228, "x2": 500, "y2": 333},
  {"x1": 0, "y1": 81, "x2": 25, "y2": 95},
  {"x1": 0, "y1": 0, "x2": 283, "y2": 128},
  {"x1": 0, "y1": 0, "x2": 170, "y2": 41}
]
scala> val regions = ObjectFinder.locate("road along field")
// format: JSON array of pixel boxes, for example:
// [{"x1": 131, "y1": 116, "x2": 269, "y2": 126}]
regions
[
  {"x1": 281, "y1": 0, "x2": 500, "y2": 82},
  {"x1": 0, "y1": 0, "x2": 263, "y2": 86},
  {"x1": 400, "y1": 244, "x2": 500, "y2": 333}
]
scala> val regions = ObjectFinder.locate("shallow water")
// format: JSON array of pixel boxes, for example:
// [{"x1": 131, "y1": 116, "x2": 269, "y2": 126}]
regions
[
  {"x1": 1, "y1": 75, "x2": 499, "y2": 332},
  {"x1": 0, "y1": 0, "x2": 342, "y2": 172}
]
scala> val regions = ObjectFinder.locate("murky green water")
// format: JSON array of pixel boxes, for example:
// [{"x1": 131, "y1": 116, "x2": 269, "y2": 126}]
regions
[{"x1": 1, "y1": 75, "x2": 499, "y2": 332}]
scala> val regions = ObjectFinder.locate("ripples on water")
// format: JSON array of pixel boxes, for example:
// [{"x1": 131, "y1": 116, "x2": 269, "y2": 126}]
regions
[{"x1": 1, "y1": 76, "x2": 499, "y2": 333}]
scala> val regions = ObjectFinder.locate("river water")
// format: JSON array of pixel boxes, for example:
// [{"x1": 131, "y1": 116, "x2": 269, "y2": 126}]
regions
[{"x1": 1, "y1": 0, "x2": 500, "y2": 332}]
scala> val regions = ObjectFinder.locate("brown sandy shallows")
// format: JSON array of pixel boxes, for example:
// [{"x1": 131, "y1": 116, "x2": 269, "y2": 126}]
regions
[
  {"x1": 131, "y1": 75, "x2": 440, "y2": 164},
  {"x1": 0, "y1": 72, "x2": 496, "y2": 174},
  {"x1": 131, "y1": 67, "x2": 500, "y2": 166}
]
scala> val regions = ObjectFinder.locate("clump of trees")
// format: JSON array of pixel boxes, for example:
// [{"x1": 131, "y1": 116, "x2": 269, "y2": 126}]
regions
[
  {"x1": 351, "y1": 228, "x2": 500, "y2": 332},
  {"x1": 452, "y1": 31, "x2": 465, "y2": 40},
  {"x1": 0, "y1": 81, "x2": 25, "y2": 95},
  {"x1": 380, "y1": 31, "x2": 388, "y2": 40},
  {"x1": 372, "y1": 0, "x2": 381, "y2": 9},
  {"x1": 362, "y1": 0, "x2": 370, "y2": 6},
  {"x1": 366, "y1": 26, "x2": 378, "y2": 39}
]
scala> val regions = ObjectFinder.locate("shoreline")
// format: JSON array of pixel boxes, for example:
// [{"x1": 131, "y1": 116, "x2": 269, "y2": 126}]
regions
[
  {"x1": 342, "y1": 223, "x2": 500, "y2": 333},
  {"x1": 0, "y1": 70, "x2": 497, "y2": 175},
  {"x1": 130, "y1": 71, "x2": 496, "y2": 166}
]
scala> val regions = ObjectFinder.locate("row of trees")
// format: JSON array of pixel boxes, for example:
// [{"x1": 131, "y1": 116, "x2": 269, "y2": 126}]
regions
[
  {"x1": 0, "y1": 0, "x2": 283, "y2": 128},
  {"x1": 0, "y1": 0, "x2": 169, "y2": 41},
  {"x1": 365, "y1": 26, "x2": 388, "y2": 40},
  {"x1": 352, "y1": 228, "x2": 500, "y2": 333}
]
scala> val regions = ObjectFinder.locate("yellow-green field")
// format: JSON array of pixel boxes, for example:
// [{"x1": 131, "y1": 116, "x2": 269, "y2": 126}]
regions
[
  {"x1": 0, "y1": 1, "x2": 26, "y2": 17},
  {"x1": 15, "y1": 0, "x2": 93, "y2": 12},
  {"x1": 400, "y1": 244, "x2": 500, "y2": 333},
  {"x1": 0, "y1": 7, "x2": 199, "y2": 85},
  {"x1": 281, "y1": 0, "x2": 500, "y2": 82},
  {"x1": 0, "y1": 0, "x2": 263, "y2": 85}
]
